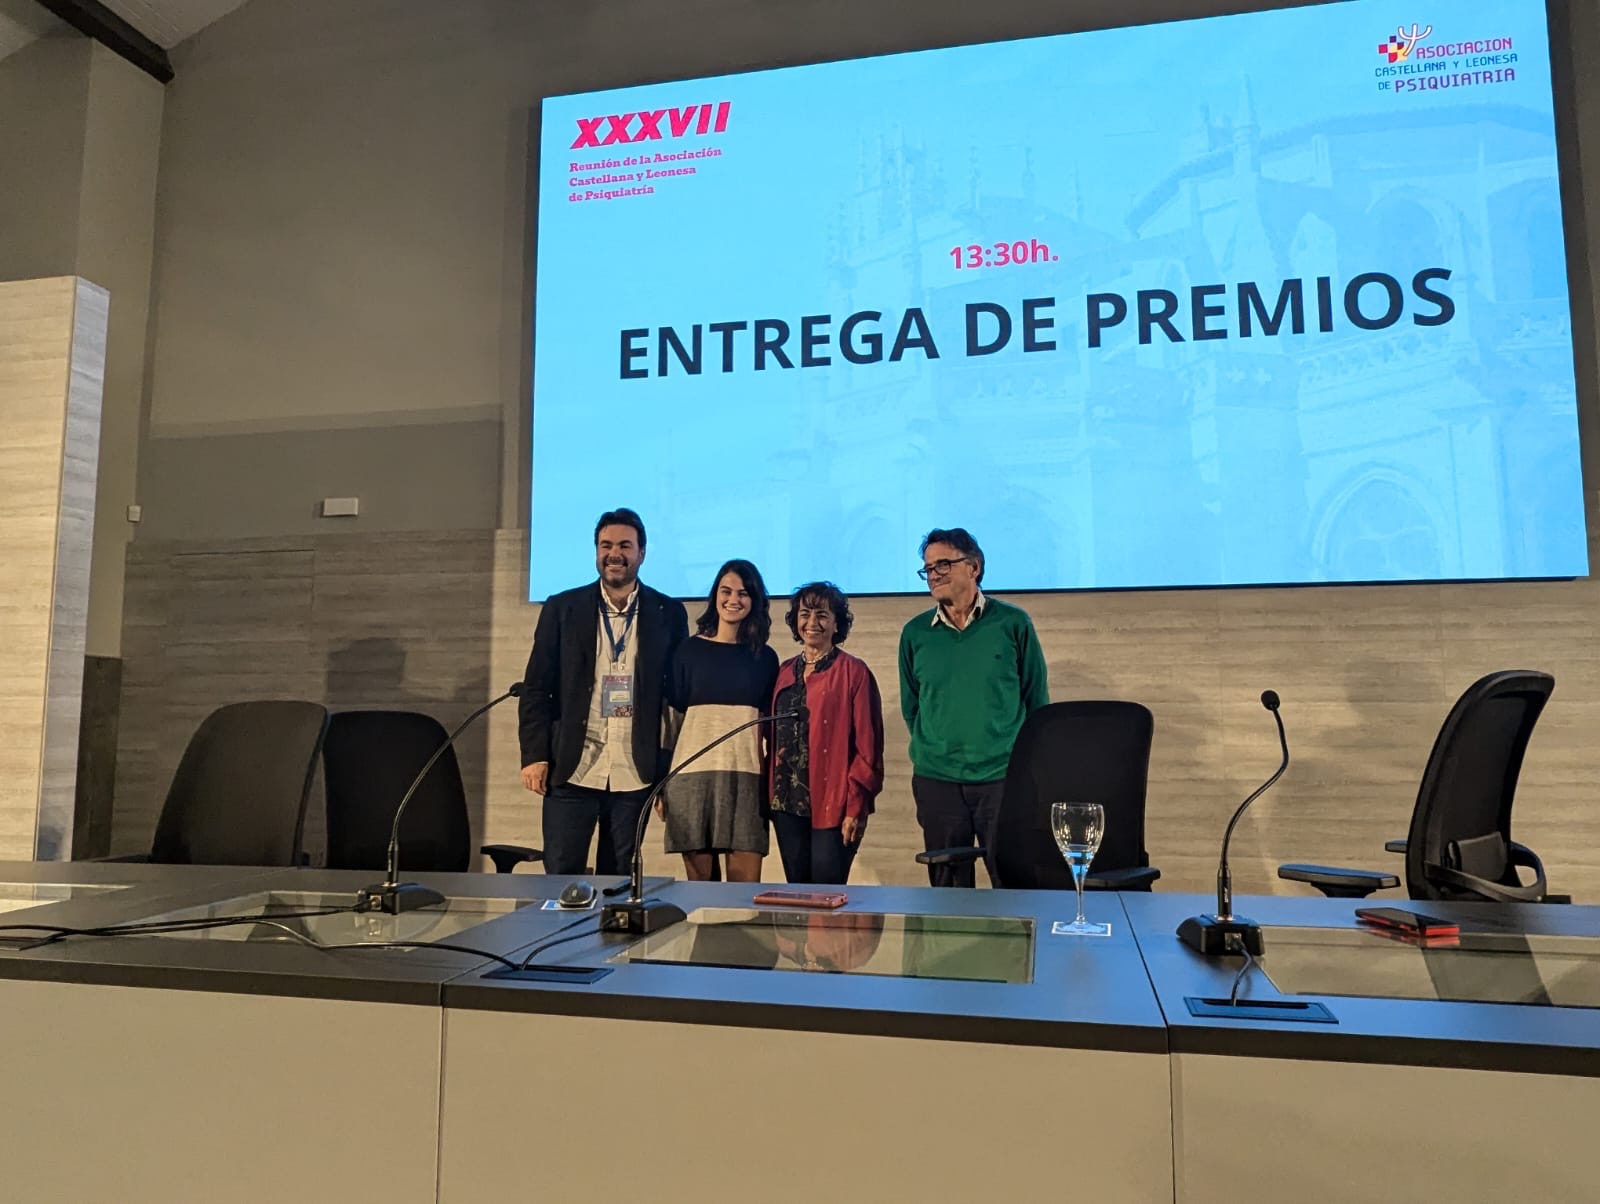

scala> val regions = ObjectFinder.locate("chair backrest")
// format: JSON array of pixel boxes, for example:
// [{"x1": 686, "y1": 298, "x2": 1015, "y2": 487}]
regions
[
  {"x1": 150, "y1": 700, "x2": 329, "y2": 866},
  {"x1": 990, "y1": 701, "x2": 1155, "y2": 890},
  {"x1": 1405, "y1": 670, "x2": 1554, "y2": 901},
  {"x1": 322, "y1": 709, "x2": 471, "y2": 873}
]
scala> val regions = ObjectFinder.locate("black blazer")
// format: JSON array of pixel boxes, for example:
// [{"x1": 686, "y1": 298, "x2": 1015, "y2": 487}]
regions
[{"x1": 518, "y1": 581, "x2": 689, "y2": 786}]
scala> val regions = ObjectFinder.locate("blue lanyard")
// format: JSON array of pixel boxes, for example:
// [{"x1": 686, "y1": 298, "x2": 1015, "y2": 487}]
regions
[{"x1": 600, "y1": 601, "x2": 637, "y2": 664}]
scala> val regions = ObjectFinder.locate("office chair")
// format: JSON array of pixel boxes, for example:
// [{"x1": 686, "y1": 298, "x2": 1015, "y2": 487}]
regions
[
  {"x1": 918, "y1": 700, "x2": 1161, "y2": 890},
  {"x1": 321, "y1": 709, "x2": 541, "y2": 874},
  {"x1": 132, "y1": 700, "x2": 330, "y2": 866},
  {"x1": 1278, "y1": 670, "x2": 1561, "y2": 902}
]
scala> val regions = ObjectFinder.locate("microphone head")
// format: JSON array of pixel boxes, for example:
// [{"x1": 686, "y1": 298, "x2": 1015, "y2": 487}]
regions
[
  {"x1": 1260, "y1": 689, "x2": 1280, "y2": 712},
  {"x1": 508, "y1": 682, "x2": 525, "y2": 697}
]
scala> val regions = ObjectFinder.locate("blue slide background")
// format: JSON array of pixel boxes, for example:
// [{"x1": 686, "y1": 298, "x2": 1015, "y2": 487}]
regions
[{"x1": 530, "y1": 0, "x2": 1586, "y2": 600}]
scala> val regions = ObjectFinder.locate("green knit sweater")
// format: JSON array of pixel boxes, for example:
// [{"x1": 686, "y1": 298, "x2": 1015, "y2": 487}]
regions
[{"x1": 897, "y1": 597, "x2": 1050, "y2": 782}]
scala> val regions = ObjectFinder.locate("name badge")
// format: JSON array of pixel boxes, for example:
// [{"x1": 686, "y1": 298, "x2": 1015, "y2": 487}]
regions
[{"x1": 601, "y1": 673, "x2": 634, "y2": 718}]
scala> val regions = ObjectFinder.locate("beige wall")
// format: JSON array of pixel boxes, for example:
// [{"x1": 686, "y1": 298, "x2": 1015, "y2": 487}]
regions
[
  {"x1": 0, "y1": 36, "x2": 164, "y2": 658},
  {"x1": 138, "y1": 0, "x2": 1344, "y2": 540},
  {"x1": 0, "y1": 39, "x2": 88, "y2": 279},
  {"x1": 146, "y1": 1, "x2": 528, "y2": 434},
  {"x1": 128, "y1": 0, "x2": 1600, "y2": 523},
  {"x1": 76, "y1": 45, "x2": 165, "y2": 659},
  {"x1": 101, "y1": 0, "x2": 1600, "y2": 897}
]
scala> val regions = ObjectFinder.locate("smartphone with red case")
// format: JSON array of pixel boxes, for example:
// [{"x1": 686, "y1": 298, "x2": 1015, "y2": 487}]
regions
[
  {"x1": 1364, "y1": 925, "x2": 1461, "y2": 949},
  {"x1": 751, "y1": 889, "x2": 848, "y2": 909},
  {"x1": 1355, "y1": 906, "x2": 1460, "y2": 938}
]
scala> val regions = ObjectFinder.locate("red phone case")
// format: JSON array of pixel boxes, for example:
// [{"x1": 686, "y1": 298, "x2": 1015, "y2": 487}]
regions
[
  {"x1": 1365, "y1": 926, "x2": 1462, "y2": 949},
  {"x1": 751, "y1": 889, "x2": 848, "y2": 909}
]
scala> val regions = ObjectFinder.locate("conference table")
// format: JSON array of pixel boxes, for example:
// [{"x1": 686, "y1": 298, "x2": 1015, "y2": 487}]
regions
[
  {"x1": 0, "y1": 863, "x2": 1595, "y2": 1203},
  {"x1": 1122, "y1": 892, "x2": 1600, "y2": 1203}
]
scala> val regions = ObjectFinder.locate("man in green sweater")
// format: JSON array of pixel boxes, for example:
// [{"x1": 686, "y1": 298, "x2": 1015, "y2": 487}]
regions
[{"x1": 898, "y1": 527, "x2": 1049, "y2": 887}]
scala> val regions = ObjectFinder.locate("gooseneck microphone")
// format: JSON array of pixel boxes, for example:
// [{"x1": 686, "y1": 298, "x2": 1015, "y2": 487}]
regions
[
  {"x1": 356, "y1": 682, "x2": 524, "y2": 915},
  {"x1": 600, "y1": 695, "x2": 804, "y2": 934},
  {"x1": 1177, "y1": 690, "x2": 1288, "y2": 956}
]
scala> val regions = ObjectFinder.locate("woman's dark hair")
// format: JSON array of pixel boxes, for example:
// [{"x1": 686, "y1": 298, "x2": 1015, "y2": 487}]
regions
[
  {"x1": 695, "y1": 559, "x2": 771, "y2": 653},
  {"x1": 784, "y1": 581, "x2": 853, "y2": 645},
  {"x1": 920, "y1": 526, "x2": 985, "y2": 584}
]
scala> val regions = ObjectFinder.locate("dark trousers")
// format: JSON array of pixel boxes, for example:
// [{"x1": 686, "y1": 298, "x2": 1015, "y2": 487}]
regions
[
  {"x1": 912, "y1": 774, "x2": 1005, "y2": 888},
  {"x1": 771, "y1": 811, "x2": 858, "y2": 885},
  {"x1": 542, "y1": 782, "x2": 652, "y2": 875}
]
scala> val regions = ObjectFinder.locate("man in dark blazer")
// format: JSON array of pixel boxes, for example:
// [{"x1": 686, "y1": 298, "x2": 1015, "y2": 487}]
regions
[{"x1": 519, "y1": 508, "x2": 689, "y2": 874}]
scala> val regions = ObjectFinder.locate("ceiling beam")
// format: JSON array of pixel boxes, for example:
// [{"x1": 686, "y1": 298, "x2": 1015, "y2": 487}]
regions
[{"x1": 31, "y1": 0, "x2": 173, "y2": 83}]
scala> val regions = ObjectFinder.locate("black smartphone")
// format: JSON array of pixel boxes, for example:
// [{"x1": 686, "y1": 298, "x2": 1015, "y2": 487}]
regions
[{"x1": 1355, "y1": 906, "x2": 1460, "y2": 938}]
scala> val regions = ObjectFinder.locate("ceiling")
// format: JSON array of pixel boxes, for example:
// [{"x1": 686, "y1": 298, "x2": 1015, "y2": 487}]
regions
[{"x1": 0, "y1": 0, "x2": 249, "y2": 68}]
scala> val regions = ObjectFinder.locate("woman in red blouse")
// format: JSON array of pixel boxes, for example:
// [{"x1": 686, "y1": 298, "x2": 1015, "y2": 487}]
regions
[{"x1": 767, "y1": 582, "x2": 885, "y2": 884}]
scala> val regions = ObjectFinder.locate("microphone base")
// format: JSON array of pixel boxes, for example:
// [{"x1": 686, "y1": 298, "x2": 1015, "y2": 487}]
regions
[
  {"x1": 1177, "y1": 914, "x2": 1264, "y2": 957},
  {"x1": 599, "y1": 898, "x2": 687, "y2": 935},
  {"x1": 356, "y1": 881, "x2": 447, "y2": 915}
]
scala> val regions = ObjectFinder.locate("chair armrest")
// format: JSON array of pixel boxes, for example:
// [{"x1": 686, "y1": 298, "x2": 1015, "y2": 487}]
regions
[
  {"x1": 1508, "y1": 841, "x2": 1546, "y2": 875},
  {"x1": 1424, "y1": 838, "x2": 1550, "y2": 903},
  {"x1": 1383, "y1": 839, "x2": 1408, "y2": 855},
  {"x1": 1423, "y1": 862, "x2": 1543, "y2": 903},
  {"x1": 1084, "y1": 866, "x2": 1160, "y2": 891},
  {"x1": 916, "y1": 846, "x2": 986, "y2": 867},
  {"x1": 1277, "y1": 863, "x2": 1398, "y2": 899},
  {"x1": 481, "y1": 844, "x2": 543, "y2": 874}
]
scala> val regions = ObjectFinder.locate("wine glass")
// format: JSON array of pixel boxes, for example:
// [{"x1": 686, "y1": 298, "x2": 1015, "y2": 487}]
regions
[{"x1": 1051, "y1": 802, "x2": 1110, "y2": 936}]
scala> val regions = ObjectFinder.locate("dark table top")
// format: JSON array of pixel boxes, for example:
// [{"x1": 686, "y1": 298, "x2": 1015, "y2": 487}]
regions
[
  {"x1": 1120, "y1": 892, "x2": 1600, "y2": 1077},
  {"x1": 442, "y1": 880, "x2": 1170, "y2": 1053},
  {"x1": 0, "y1": 865, "x2": 1167, "y2": 1050},
  {"x1": 5, "y1": 863, "x2": 1599, "y2": 1072},
  {"x1": 0, "y1": 864, "x2": 653, "y2": 1005}
]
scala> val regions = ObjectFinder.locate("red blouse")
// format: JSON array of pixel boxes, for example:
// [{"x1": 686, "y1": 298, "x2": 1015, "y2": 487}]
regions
[{"x1": 767, "y1": 648, "x2": 885, "y2": 829}]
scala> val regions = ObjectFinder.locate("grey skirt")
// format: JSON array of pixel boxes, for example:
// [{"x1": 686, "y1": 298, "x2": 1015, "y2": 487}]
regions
[{"x1": 662, "y1": 703, "x2": 769, "y2": 855}]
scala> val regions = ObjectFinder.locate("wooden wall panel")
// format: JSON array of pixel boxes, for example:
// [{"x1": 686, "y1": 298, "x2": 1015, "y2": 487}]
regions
[
  {"x1": 114, "y1": 523, "x2": 1600, "y2": 902},
  {"x1": 0, "y1": 277, "x2": 105, "y2": 860},
  {"x1": 110, "y1": 545, "x2": 317, "y2": 854}
]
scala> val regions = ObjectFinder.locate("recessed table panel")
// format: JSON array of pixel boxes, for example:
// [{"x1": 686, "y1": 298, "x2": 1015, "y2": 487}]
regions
[
  {"x1": 0, "y1": 881, "x2": 126, "y2": 916},
  {"x1": 614, "y1": 906, "x2": 1035, "y2": 983},
  {"x1": 1260, "y1": 924, "x2": 1600, "y2": 1009},
  {"x1": 130, "y1": 890, "x2": 538, "y2": 947}
]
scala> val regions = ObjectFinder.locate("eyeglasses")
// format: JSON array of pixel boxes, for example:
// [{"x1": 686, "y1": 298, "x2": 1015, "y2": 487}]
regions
[{"x1": 917, "y1": 556, "x2": 973, "y2": 581}]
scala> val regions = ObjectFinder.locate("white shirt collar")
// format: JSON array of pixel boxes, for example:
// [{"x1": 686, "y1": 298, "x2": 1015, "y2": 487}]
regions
[
  {"x1": 932, "y1": 589, "x2": 986, "y2": 629},
  {"x1": 600, "y1": 581, "x2": 640, "y2": 617}
]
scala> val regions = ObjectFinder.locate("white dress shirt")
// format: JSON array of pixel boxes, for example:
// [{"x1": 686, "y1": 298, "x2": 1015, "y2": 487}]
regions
[{"x1": 569, "y1": 584, "x2": 647, "y2": 791}]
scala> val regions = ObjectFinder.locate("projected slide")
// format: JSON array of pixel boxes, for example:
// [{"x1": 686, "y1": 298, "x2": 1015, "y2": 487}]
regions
[{"x1": 529, "y1": 0, "x2": 1586, "y2": 599}]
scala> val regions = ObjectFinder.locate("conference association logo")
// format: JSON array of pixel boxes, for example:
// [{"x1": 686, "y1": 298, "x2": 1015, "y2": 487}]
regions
[
  {"x1": 567, "y1": 100, "x2": 732, "y2": 205},
  {"x1": 1372, "y1": 19, "x2": 1519, "y2": 97},
  {"x1": 1378, "y1": 22, "x2": 1432, "y2": 63},
  {"x1": 570, "y1": 101, "x2": 731, "y2": 149}
]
